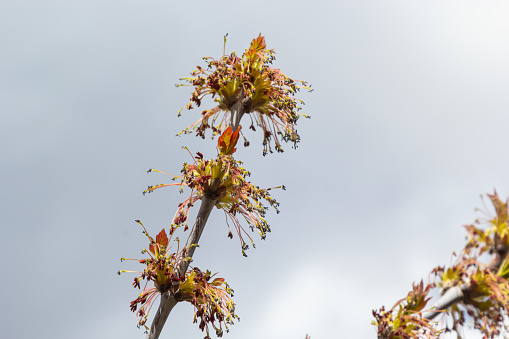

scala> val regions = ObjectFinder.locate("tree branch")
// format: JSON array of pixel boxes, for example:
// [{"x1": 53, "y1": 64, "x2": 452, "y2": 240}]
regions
[
  {"x1": 422, "y1": 253, "x2": 506, "y2": 321},
  {"x1": 178, "y1": 195, "x2": 218, "y2": 275},
  {"x1": 422, "y1": 286, "x2": 465, "y2": 320},
  {"x1": 230, "y1": 99, "x2": 245, "y2": 132},
  {"x1": 145, "y1": 293, "x2": 179, "y2": 339},
  {"x1": 145, "y1": 195, "x2": 218, "y2": 339}
]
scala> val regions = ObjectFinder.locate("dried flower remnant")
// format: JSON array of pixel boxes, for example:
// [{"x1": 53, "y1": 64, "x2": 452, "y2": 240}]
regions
[
  {"x1": 177, "y1": 34, "x2": 312, "y2": 155},
  {"x1": 144, "y1": 128, "x2": 283, "y2": 256},
  {"x1": 120, "y1": 221, "x2": 237, "y2": 337}
]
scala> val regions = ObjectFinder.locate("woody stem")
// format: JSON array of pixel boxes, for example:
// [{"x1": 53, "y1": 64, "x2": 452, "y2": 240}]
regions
[
  {"x1": 230, "y1": 99, "x2": 245, "y2": 132},
  {"x1": 422, "y1": 253, "x2": 506, "y2": 321},
  {"x1": 145, "y1": 194, "x2": 218, "y2": 339}
]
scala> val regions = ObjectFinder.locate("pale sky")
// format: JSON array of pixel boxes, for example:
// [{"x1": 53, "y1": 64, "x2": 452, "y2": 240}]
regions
[{"x1": 2, "y1": 1, "x2": 509, "y2": 338}]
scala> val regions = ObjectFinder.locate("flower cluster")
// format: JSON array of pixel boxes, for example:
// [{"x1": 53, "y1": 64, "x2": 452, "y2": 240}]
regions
[
  {"x1": 177, "y1": 34, "x2": 312, "y2": 155},
  {"x1": 179, "y1": 268, "x2": 239, "y2": 338},
  {"x1": 119, "y1": 220, "x2": 237, "y2": 337},
  {"x1": 144, "y1": 127, "x2": 283, "y2": 256},
  {"x1": 373, "y1": 192, "x2": 509, "y2": 339}
]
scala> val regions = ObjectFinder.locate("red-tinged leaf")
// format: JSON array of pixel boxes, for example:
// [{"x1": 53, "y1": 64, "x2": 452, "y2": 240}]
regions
[
  {"x1": 247, "y1": 34, "x2": 266, "y2": 58},
  {"x1": 253, "y1": 34, "x2": 266, "y2": 50},
  {"x1": 488, "y1": 191, "x2": 509, "y2": 222},
  {"x1": 218, "y1": 126, "x2": 240, "y2": 155},
  {"x1": 149, "y1": 243, "x2": 156, "y2": 255},
  {"x1": 211, "y1": 278, "x2": 225, "y2": 286},
  {"x1": 156, "y1": 229, "x2": 169, "y2": 248}
]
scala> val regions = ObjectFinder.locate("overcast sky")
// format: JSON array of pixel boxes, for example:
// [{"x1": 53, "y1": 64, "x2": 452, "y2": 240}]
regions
[{"x1": 2, "y1": 1, "x2": 509, "y2": 338}]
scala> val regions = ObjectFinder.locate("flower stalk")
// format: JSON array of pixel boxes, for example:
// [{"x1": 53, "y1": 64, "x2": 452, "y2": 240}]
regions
[{"x1": 121, "y1": 34, "x2": 310, "y2": 339}]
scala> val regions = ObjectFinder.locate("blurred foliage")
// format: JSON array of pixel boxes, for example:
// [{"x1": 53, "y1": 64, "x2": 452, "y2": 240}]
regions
[{"x1": 373, "y1": 192, "x2": 509, "y2": 339}]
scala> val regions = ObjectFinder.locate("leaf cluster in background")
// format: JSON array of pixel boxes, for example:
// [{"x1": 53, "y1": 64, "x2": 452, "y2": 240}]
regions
[
  {"x1": 373, "y1": 192, "x2": 509, "y2": 339},
  {"x1": 372, "y1": 281, "x2": 440, "y2": 339}
]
